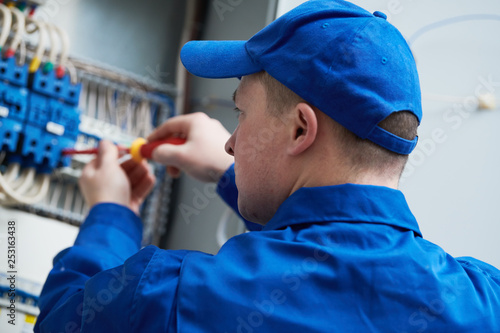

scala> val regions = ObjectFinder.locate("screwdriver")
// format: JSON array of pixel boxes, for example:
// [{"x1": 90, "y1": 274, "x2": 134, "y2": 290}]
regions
[{"x1": 62, "y1": 137, "x2": 187, "y2": 163}]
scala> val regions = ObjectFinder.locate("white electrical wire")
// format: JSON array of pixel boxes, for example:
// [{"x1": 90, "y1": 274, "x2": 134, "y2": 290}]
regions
[
  {"x1": 139, "y1": 99, "x2": 152, "y2": 137},
  {"x1": 106, "y1": 86, "x2": 116, "y2": 124},
  {"x1": 97, "y1": 83, "x2": 107, "y2": 121},
  {"x1": 49, "y1": 182, "x2": 63, "y2": 208},
  {"x1": 4, "y1": 163, "x2": 20, "y2": 183},
  {"x1": 45, "y1": 23, "x2": 59, "y2": 66},
  {"x1": 87, "y1": 81, "x2": 98, "y2": 119},
  {"x1": 0, "y1": 172, "x2": 50, "y2": 205},
  {"x1": 11, "y1": 168, "x2": 36, "y2": 194},
  {"x1": 126, "y1": 97, "x2": 133, "y2": 135},
  {"x1": 53, "y1": 25, "x2": 69, "y2": 69},
  {"x1": 8, "y1": 7, "x2": 25, "y2": 56},
  {"x1": 18, "y1": 38, "x2": 26, "y2": 65},
  {"x1": 79, "y1": 77, "x2": 89, "y2": 112},
  {"x1": 0, "y1": 4, "x2": 12, "y2": 49},
  {"x1": 63, "y1": 183, "x2": 74, "y2": 212},
  {"x1": 26, "y1": 18, "x2": 47, "y2": 64},
  {"x1": 216, "y1": 207, "x2": 234, "y2": 248},
  {"x1": 73, "y1": 190, "x2": 83, "y2": 217}
]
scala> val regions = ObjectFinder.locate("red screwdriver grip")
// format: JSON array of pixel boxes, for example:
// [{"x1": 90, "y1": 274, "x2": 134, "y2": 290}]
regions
[{"x1": 139, "y1": 137, "x2": 187, "y2": 159}]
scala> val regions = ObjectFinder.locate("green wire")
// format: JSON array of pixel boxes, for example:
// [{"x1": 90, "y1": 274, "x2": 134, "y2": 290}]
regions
[{"x1": 43, "y1": 62, "x2": 54, "y2": 73}]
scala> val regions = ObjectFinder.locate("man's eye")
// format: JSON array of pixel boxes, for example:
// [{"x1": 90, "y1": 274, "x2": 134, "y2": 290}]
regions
[{"x1": 234, "y1": 107, "x2": 243, "y2": 117}]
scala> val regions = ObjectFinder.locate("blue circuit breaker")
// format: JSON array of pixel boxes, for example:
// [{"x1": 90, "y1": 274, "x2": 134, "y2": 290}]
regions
[
  {"x1": 0, "y1": 57, "x2": 29, "y2": 154},
  {"x1": 22, "y1": 70, "x2": 82, "y2": 171}
]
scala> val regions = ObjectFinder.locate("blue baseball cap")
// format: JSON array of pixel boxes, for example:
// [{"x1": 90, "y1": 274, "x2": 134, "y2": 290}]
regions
[{"x1": 181, "y1": 0, "x2": 422, "y2": 155}]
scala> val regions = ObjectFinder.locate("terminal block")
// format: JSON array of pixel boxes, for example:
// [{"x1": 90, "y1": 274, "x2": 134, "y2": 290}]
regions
[
  {"x1": 0, "y1": 58, "x2": 30, "y2": 153},
  {"x1": 31, "y1": 71, "x2": 81, "y2": 106},
  {"x1": 0, "y1": 57, "x2": 29, "y2": 87},
  {"x1": 18, "y1": 71, "x2": 82, "y2": 171}
]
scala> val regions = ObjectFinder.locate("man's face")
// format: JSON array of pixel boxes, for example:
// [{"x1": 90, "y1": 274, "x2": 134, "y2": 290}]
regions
[{"x1": 225, "y1": 75, "x2": 291, "y2": 224}]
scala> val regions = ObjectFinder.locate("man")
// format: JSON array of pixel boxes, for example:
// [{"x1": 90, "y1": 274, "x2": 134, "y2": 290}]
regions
[{"x1": 35, "y1": 1, "x2": 500, "y2": 332}]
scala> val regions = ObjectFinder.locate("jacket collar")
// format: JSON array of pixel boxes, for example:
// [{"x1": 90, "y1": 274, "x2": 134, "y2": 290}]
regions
[{"x1": 263, "y1": 183, "x2": 421, "y2": 237}]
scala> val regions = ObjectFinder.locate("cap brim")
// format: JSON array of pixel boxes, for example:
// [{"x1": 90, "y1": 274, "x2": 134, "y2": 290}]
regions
[{"x1": 180, "y1": 40, "x2": 261, "y2": 79}]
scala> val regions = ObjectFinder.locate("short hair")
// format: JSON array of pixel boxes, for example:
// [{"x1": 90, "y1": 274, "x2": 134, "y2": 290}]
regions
[{"x1": 254, "y1": 71, "x2": 419, "y2": 178}]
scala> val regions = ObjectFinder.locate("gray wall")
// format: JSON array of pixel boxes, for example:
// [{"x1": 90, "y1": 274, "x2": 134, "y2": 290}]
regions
[{"x1": 44, "y1": 0, "x2": 186, "y2": 82}]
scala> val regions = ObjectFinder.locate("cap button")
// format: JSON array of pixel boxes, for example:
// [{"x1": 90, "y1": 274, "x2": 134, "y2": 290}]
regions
[{"x1": 373, "y1": 11, "x2": 388, "y2": 20}]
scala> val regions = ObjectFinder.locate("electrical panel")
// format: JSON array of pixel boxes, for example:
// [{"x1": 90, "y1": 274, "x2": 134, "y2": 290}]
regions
[{"x1": 0, "y1": 1, "x2": 178, "y2": 328}]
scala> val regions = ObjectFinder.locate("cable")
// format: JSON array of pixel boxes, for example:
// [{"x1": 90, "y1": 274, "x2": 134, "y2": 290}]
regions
[
  {"x1": 43, "y1": 22, "x2": 58, "y2": 72},
  {"x1": 216, "y1": 207, "x2": 234, "y2": 248},
  {"x1": 5, "y1": 6, "x2": 25, "y2": 58},
  {"x1": 79, "y1": 77, "x2": 89, "y2": 113},
  {"x1": 9, "y1": 174, "x2": 50, "y2": 205},
  {"x1": 63, "y1": 183, "x2": 74, "y2": 212},
  {"x1": 87, "y1": 80, "x2": 97, "y2": 119},
  {"x1": 26, "y1": 18, "x2": 46, "y2": 72},
  {"x1": 0, "y1": 171, "x2": 49, "y2": 205},
  {"x1": 11, "y1": 167, "x2": 35, "y2": 194},
  {"x1": 106, "y1": 86, "x2": 116, "y2": 124},
  {"x1": 4, "y1": 163, "x2": 20, "y2": 182},
  {"x1": 0, "y1": 4, "x2": 12, "y2": 51},
  {"x1": 97, "y1": 83, "x2": 107, "y2": 121},
  {"x1": 53, "y1": 25, "x2": 69, "y2": 78},
  {"x1": 49, "y1": 182, "x2": 62, "y2": 208}
]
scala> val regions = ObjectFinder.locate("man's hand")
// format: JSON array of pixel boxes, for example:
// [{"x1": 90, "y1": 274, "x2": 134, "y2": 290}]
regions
[
  {"x1": 78, "y1": 140, "x2": 156, "y2": 215},
  {"x1": 147, "y1": 112, "x2": 234, "y2": 183}
]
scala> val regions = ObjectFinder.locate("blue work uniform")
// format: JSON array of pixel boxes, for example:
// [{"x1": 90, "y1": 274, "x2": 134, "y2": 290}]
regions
[{"x1": 35, "y1": 165, "x2": 500, "y2": 332}]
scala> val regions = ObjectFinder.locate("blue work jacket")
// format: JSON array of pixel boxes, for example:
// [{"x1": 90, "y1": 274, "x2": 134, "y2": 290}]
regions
[{"x1": 35, "y1": 165, "x2": 500, "y2": 332}]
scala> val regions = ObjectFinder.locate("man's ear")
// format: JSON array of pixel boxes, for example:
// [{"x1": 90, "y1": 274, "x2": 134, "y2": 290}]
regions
[{"x1": 287, "y1": 102, "x2": 318, "y2": 156}]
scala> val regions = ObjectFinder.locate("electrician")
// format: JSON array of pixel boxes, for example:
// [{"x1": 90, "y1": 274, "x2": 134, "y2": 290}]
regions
[{"x1": 35, "y1": 1, "x2": 500, "y2": 332}]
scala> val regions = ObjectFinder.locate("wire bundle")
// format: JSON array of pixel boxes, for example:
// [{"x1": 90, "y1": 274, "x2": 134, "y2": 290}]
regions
[{"x1": 0, "y1": 2, "x2": 71, "y2": 206}]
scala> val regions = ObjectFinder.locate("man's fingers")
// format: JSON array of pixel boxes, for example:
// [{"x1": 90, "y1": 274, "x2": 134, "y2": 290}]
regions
[
  {"x1": 131, "y1": 172, "x2": 156, "y2": 201},
  {"x1": 121, "y1": 158, "x2": 140, "y2": 173},
  {"x1": 96, "y1": 140, "x2": 119, "y2": 168},
  {"x1": 151, "y1": 144, "x2": 186, "y2": 168},
  {"x1": 80, "y1": 159, "x2": 97, "y2": 180},
  {"x1": 147, "y1": 115, "x2": 192, "y2": 143},
  {"x1": 167, "y1": 166, "x2": 181, "y2": 178},
  {"x1": 127, "y1": 162, "x2": 150, "y2": 187}
]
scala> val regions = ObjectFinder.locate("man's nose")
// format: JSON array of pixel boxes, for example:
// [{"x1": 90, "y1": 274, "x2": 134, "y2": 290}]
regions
[{"x1": 225, "y1": 127, "x2": 237, "y2": 156}]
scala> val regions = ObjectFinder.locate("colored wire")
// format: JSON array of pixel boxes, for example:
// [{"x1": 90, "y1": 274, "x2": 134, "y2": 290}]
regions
[
  {"x1": 44, "y1": 23, "x2": 58, "y2": 72},
  {"x1": 29, "y1": 4, "x2": 37, "y2": 17},
  {"x1": 0, "y1": 4, "x2": 12, "y2": 50},
  {"x1": 26, "y1": 18, "x2": 46, "y2": 73},
  {"x1": 53, "y1": 25, "x2": 69, "y2": 78},
  {"x1": 6, "y1": 6, "x2": 25, "y2": 58},
  {"x1": 17, "y1": 1, "x2": 27, "y2": 12}
]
